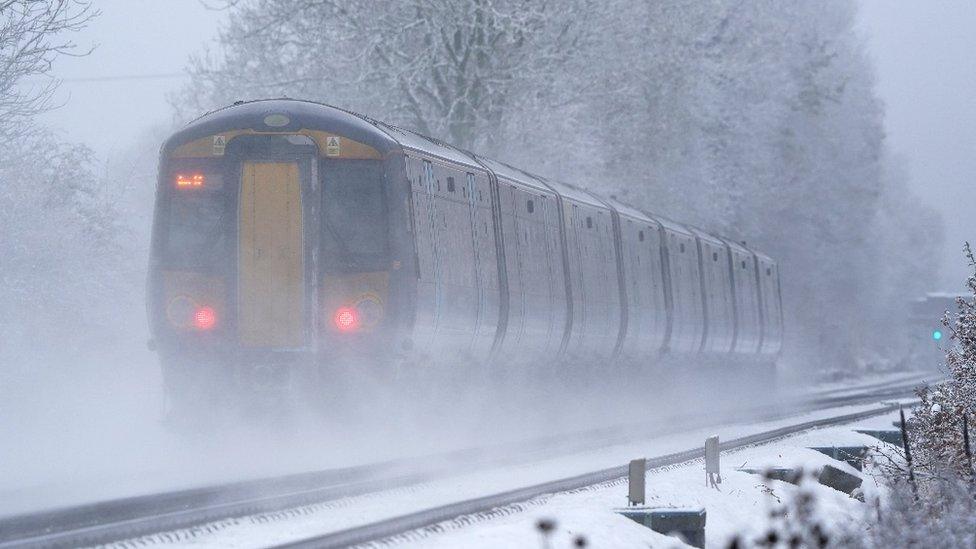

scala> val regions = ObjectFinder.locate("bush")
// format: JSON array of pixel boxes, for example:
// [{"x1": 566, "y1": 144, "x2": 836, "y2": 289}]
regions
[{"x1": 910, "y1": 243, "x2": 976, "y2": 479}]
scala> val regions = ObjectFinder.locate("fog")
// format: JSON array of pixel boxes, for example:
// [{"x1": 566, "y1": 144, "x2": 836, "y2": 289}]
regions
[
  {"x1": 857, "y1": 0, "x2": 976, "y2": 290},
  {"x1": 0, "y1": 0, "x2": 968, "y2": 524}
]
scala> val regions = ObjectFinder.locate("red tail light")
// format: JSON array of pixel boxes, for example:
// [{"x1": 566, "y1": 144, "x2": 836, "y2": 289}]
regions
[
  {"x1": 194, "y1": 306, "x2": 217, "y2": 330},
  {"x1": 334, "y1": 307, "x2": 358, "y2": 332}
]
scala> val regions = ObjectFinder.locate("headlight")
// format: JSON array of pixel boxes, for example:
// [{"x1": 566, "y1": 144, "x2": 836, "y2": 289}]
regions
[
  {"x1": 355, "y1": 295, "x2": 384, "y2": 327},
  {"x1": 166, "y1": 295, "x2": 197, "y2": 329}
]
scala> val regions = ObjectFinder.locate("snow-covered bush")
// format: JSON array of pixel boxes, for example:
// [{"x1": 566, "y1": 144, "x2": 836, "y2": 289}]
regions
[
  {"x1": 910, "y1": 244, "x2": 976, "y2": 478},
  {"x1": 863, "y1": 476, "x2": 976, "y2": 548}
]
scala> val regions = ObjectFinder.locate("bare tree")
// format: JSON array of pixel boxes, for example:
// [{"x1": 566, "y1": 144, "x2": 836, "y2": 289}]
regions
[{"x1": 0, "y1": 0, "x2": 96, "y2": 138}]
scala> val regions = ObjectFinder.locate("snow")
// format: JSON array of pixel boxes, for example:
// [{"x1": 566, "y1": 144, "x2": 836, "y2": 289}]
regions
[
  {"x1": 794, "y1": 370, "x2": 937, "y2": 399},
  {"x1": 113, "y1": 402, "x2": 912, "y2": 548},
  {"x1": 0, "y1": 370, "x2": 930, "y2": 519},
  {"x1": 398, "y1": 411, "x2": 905, "y2": 549}
]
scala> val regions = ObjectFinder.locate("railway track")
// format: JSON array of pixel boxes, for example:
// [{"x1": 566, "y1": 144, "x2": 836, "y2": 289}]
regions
[
  {"x1": 277, "y1": 402, "x2": 911, "y2": 548},
  {"x1": 0, "y1": 375, "x2": 932, "y2": 549}
]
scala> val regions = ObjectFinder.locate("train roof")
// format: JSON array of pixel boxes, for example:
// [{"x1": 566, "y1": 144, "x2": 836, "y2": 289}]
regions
[
  {"x1": 544, "y1": 179, "x2": 606, "y2": 208},
  {"x1": 165, "y1": 99, "x2": 401, "y2": 157},
  {"x1": 606, "y1": 198, "x2": 655, "y2": 224},
  {"x1": 653, "y1": 215, "x2": 694, "y2": 236},
  {"x1": 374, "y1": 121, "x2": 482, "y2": 169},
  {"x1": 475, "y1": 157, "x2": 551, "y2": 194},
  {"x1": 687, "y1": 226, "x2": 725, "y2": 247},
  {"x1": 722, "y1": 238, "x2": 753, "y2": 256}
]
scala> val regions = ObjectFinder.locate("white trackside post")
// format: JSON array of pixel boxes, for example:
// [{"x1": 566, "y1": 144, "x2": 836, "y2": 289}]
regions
[
  {"x1": 628, "y1": 458, "x2": 646, "y2": 506},
  {"x1": 706, "y1": 435, "x2": 721, "y2": 489}
]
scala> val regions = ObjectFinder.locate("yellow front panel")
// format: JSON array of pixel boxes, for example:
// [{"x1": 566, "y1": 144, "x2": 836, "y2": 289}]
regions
[{"x1": 239, "y1": 162, "x2": 304, "y2": 347}]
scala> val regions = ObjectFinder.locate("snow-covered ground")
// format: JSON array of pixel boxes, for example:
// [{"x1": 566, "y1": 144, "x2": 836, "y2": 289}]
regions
[
  {"x1": 400, "y1": 411, "x2": 901, "y2": 549},
  {"x1": 114, "y1": 402, "x2": 909, "y2": 548},
  {"x1": 1, "y1": 368, "x2": 932, "y2": 519}
]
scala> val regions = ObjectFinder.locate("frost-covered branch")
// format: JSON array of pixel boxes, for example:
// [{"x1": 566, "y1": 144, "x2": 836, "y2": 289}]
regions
[{"x1": 0, "y1": 0, "x2": 96, "y2": 138}]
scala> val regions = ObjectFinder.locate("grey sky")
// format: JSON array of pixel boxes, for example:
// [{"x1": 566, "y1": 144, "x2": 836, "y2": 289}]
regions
[
  {"x1": 36, "y1": 0, "x2": 221, "y2": 154},
  {"x1": 38, "y1": 0, "x2": 975, "y2": 291},
  {"x1": 857, "y1": 0, "x2": 976, "y2": 290}
]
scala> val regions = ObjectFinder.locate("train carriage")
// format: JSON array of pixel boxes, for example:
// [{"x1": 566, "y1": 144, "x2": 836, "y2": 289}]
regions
[{"x1": 148, "y1": 99, "x2": 783, "y2": 403}]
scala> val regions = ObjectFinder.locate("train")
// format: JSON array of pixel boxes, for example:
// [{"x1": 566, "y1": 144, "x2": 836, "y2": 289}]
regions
[{"x1": 147, "y1": 99, "x2": 783, "y2": 406}]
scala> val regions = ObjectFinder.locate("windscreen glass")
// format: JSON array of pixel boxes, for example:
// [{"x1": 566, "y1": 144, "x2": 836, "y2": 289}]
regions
[
  {"x1": 321, "y1": 160, "x2": 389, "y2": 272},
  {"x1": 161, "y1": 165, "x2": 232, "y2": 269}
]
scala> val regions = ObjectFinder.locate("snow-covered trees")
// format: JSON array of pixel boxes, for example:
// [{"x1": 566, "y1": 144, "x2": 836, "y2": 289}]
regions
[
  {"x1": 0, "y1": 130, "x2": 137, "y2": 366},
  {"x1": 179, "y1": 0, "x2": 941, "y2": 371},
  {"x1": 587, "y1": 1, "x2": 941, "y2": 369},
  {"x1": 0, "y1": 1, "x2": 140, "y2": 371},
  {"x1": 181, "y1": 0, "x2": 597, "y2": 151}
]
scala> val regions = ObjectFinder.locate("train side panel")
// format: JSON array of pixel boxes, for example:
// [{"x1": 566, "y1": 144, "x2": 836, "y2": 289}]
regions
[
  {"x1": 726, "y1": 240, "x2": 762, "y2": 354},
  {"x1": 493, "y1": 180, "x2": 528, "y2": 362},
  {"x1": 503, "y1": 179, "x2": 564, "y2": 361},
  {"x1": 582, "y1": 205, "x2": 621, "y2": 359},
  {"x1": 404, "y1": 155, "x2": 439, "y2": 355},
  {"x1": 465, "y1": 171, "x2": 501, "y2": 359},
  {"x1": 404, "y1": 153, "x2": 494, "y2": 362},
  {"x1": 615, "y1": 212, "x2": 668, "y2": 359},
  {"x1": 756, "y1": 253, "x2": 784, "y2": 355},
  {"x1": 660, "y1": 222, "x2": 704, "y2": 354},
  {"x1": 694, "y1": 231, "x2": 735, "y2": 354}
]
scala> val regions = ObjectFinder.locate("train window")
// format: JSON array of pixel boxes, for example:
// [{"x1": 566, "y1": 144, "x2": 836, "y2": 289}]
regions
[
  {"x1": 713, "y1": 252, "x2": 718, "y2": 261},
  {"x1": 466, "y1": 173, "x2": 478, "y2": 202},
  {"x1": 766, "y1": 267, "x2": 772, "y2": 275},
  {"x1": 680, "y1": 242, "x2": 686, "y2": 253},
  {"x1": 447, "y1": 176, "x2": 455, "y2": 193},
  {"x1": 638, "y1": 230, "x2": 645, "y2": 242},
  {"x1": 422, "y1": 160, "x2": 433, "y2": 191},
  {"x1": 321, "y1": 160, "x2": 389, "y2": 271},
  {"x1": 741, "y1": 260, "x2": 747, "y2": 269},
  {"x1": 162, "y1": 165, "x2": 231, "y2": 269},
  {"x1": 527, "y1": 199, "x2": 534, "y2": 213},
  {"x1": 586, "y1": 216, "x2": 593, "y2": 229}
]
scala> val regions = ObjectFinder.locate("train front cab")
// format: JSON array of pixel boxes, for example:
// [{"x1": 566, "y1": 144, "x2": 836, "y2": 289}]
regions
[{"x1": 148, "y1": 106, "x2": 407, "y2": 404}]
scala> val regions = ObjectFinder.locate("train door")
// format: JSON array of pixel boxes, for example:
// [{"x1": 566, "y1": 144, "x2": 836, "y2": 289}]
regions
[{"x1": 238, "y1": 161, "x2": 305, "y2": 348}]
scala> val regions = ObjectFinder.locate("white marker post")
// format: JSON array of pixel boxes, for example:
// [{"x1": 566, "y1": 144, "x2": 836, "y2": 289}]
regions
[
  {"x1": 705, "y1": 435, "x2": 721, "y2": 489},
  {"x1": 628, "y1": 458, "x2": 646, "y2": 506}
]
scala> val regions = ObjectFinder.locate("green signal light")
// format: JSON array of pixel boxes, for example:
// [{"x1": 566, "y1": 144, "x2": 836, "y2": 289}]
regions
[{"x1": 933, "y1": 330, "x2": 943, "y2": 341}]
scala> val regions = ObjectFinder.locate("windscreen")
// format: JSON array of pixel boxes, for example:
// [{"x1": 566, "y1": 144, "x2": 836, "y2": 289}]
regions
[
  {"x1": 160, "y1": 166, "x2": 232, "y2": 270},
  {"x1": 321, "y1": 160, "x2": 389, "y2": 272}
]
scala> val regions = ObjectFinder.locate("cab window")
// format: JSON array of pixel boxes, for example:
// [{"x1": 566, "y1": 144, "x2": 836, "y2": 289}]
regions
[
  {"x1": 161, "y1": 165, "x2": 232, "y2": 269},
  {"x1": 321, "y1": 159, "x2": 389, "y2": 272}
]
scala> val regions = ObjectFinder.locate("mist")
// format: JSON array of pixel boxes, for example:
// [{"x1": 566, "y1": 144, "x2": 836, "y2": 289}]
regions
[{"x1": 0, "y1": 0, "x2": 966, "y2": 532}]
